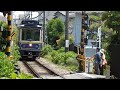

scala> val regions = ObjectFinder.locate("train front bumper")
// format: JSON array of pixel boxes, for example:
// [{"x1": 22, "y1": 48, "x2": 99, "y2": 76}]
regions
[{"x1": 20, "y1": 49, "x2": 40, "y2": 58}]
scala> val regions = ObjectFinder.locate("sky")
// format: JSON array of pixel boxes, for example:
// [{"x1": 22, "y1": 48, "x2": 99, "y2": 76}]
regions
[
  {"x1": 0, "y1": 11, "x2": 38, "y2": 19},
  {"x1": 0, "y1": 11, "x2": 104, "y2": 19}
]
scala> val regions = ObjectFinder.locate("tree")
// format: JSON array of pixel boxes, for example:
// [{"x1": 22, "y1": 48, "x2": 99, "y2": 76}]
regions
[
  {"x1": 102, "y1": 11, "x2": 120, "y2": 66},
  {"x1": 0, "y1": 21, "x2": 8, "y2": 52},
  {"x1": 102, "y1": 11, "x2": 120, "y2": 34},
  {"x1": 56, "y1": 34, "x2": 74, "y2": 48},
  {"x1": 46, "y1": 18, "x2": 65, "y2": 46}
]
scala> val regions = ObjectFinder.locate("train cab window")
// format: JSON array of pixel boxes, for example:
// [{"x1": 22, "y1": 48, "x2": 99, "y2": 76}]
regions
[
  {"x1": 22, "y1": 28, "x2": 40, "y2": 41},
  {"x1": 34, "y1": 30, "x2": 40, "y2": 41}
]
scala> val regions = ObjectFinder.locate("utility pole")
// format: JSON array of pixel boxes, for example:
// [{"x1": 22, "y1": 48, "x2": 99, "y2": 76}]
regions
[
  {"x1": 5, "y1": 11, "x2": 12, "y2": 57},
  {"x1": 65, "y1": 11, "x2": 69, "y2": 52},
  {"x1": 76, "y1": 11, "x2": 89, "y2": 72},
  {"x1": 43, "y1": 11, "x2": 46, "y2": 44}
]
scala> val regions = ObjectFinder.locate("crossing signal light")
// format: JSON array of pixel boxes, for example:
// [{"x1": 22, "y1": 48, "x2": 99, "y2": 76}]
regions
[
  {"x1": 84, "y1": 14, "x2": 88, "y2": 20},
  {"x1": 84, "y1": 36, "x2": 88, "y2": 45},
  {"x1": 82, "y1": 14, "x2": 89, "y2": 30}
]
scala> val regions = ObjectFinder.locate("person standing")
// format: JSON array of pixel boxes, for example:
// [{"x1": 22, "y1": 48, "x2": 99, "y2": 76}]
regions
[
  {"x1": 100, "y1": 49, "x2": 107, "y2": 75},
  {"x1": 90, "y1": 47, "x2": 102, "y2": 75}
]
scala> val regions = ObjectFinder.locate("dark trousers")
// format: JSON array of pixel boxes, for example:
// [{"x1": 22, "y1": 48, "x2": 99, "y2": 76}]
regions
[
  {"x1": 94, "y1": 63, "x2": 103, "y2": 75},
  {"x1": 100, "y1": 65, "x2": 104, "y2": 75}
]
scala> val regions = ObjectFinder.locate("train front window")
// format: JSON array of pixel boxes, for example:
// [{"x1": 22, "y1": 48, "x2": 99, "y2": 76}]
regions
[{"x1": 22, "y1": 28, "x2": 40, "y2": 41}]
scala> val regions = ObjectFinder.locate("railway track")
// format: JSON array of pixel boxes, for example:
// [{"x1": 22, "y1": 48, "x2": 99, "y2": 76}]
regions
[{"x1": 22, "y1": 60, "x2": 65, "y2": 79}]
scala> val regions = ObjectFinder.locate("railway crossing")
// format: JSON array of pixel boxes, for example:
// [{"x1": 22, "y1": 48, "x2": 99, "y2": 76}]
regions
[{"x1": 0, "y1": 11, "x2": 107, "y2": 79}]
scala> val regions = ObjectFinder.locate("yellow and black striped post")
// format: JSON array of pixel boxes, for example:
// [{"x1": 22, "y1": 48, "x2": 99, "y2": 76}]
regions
[
  {"x1": 77, "y1": 11, "x2": 86, "y2": 72},
  {"x1": 80, "y1": 11, "x2": 85, "y2": 59},
  {"x1": 5, "y1": 11, "x2": 12, "y2": 57}
]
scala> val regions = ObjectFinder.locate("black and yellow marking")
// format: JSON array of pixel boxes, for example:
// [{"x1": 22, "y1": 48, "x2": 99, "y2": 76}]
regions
[
  {"x1": 5, "y1": 11, "x2": 12, "y2": 56},
  {"x1": 11, "y1": 32, "x2": 15, "y2": 37},
  {"x1": 80, "y1": 12, "x2": 85, "y2": 59},
  {"x1": 78, "y1": 11, "x2": 86, "y2": 72}
]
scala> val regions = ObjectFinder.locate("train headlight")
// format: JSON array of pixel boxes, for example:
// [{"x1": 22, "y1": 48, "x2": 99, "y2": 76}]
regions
[
  {"x1": 29, "y1": 43, "x2": 32, "y2": 47},
  {"x1": 37, "y1": 25, "x2": 41, "y2": 27},
  {"x1": 20, "y1": 25, "x2": 24, "y2": 27}
]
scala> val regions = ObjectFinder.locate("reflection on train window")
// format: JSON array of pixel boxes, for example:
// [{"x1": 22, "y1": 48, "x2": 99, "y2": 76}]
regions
[{"x1": 22, "y1": 29, "x2": 40, "y2": 41}]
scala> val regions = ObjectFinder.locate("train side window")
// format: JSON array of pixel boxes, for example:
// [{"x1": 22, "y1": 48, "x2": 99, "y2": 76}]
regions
[
  {"x1": 22, "y1": 29, "x2": 26, "y2": 40},
  {"x1": 34, "y1": 30, "x2": 40, "y2": 41}
]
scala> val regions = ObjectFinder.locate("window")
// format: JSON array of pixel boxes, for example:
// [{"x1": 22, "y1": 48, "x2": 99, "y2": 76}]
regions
[{"x1": 22, "y1": 28, "x2": 40, "y2": 41}]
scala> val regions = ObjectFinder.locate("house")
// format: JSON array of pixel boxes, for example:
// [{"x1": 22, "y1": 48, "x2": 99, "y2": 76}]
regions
[{"x1": 54, "y1": 11, "x2": 66, "y2": 22}]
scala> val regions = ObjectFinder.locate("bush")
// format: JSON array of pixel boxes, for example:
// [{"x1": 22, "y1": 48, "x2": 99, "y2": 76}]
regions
[
  {"x1": 56, "y1": 35, "x2": 74, "y2": 48},
  {"x1": 51, "y1": 50, "x2": 60, "y2": 64},
  {"x1": 12, "y1": 43, "x2": 21, "y2": 63},
  {"x1": 10, "y1": 72, "x2": 33, "y2": 79},
  {"x1": 66, "y1": 65, "x2": 79, "y2": 72},
  {"x1": 41, "y1": 45, "x2": 53, "y2": 57},
  {"x1": 66, "y1": 57, "x2": 78, "y2": 66},
  {"x1": 51, "y1": 51, "x2": 78, "y2": 70},
  {"x1": 65, "y1": 51, "x2": 77, "y2": 60},
  {"x1": 41, "y1": 45, "x2": 79, "y2": 72},
  {"x1": 47, "y1": 18, "x2": 65, "y2": 45},
  {"x1": 44, "y1": 54, "x2": 52, "y2": 61},
  {"x1": 0, "y1": 52, "x2": 15, "y2": 78},
  {"x1": 57, "y1": 47, "x2": 65, "y2": 53}
]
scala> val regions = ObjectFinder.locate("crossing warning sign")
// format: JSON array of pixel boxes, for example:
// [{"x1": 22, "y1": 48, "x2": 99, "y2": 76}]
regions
[{"x1": 11, "y1": 32, "x2": 15, "y2": 37}]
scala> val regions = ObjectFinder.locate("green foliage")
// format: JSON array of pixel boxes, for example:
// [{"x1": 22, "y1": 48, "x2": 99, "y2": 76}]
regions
[
  {"x1": 66, "y1": 57, "x2": 78, "y2": 66},
  {"x1": 47, "y1": 48, "x2": 78, "y2": 71},
  {"x1": 50, "y1": 50, "x2": 59, "y2": 64},
  {"x1": 51, "y1": 52, "x2": 65, "y2": 65},
  {"x1": 11, "y1": 25, "x2": 21, "y2": 63},
  {"x1": 47, "y1": 18, "x2": 65, "y2": 45},
  {"x1": 44, "y1": 54, "x2": 52, "y2": 61},
  {"x1": 12, "y1": 43, "x2": 21, "y2": 63},
  {"x1": 0, "y1": 21, "x2": 3, "y2": 27},
  {"x1": 0, "y1": 52, "x2": 15, "y2": 78},
  {"x1": 57, "y1": 47, "x2": 65, "y2": 53},
  {"x1": 41, "y1": 45, "x2": 79, "y2": 72},
  {"x1": 92, "y1": 34, "x2": 97, "y2": 40},
  {"x1": 0, "y1": 21, "x2": 8, "y2": 29},
  {"x1": 10, "y1": 72, "x2": 33, "y2": 79},
  {"x1": 0, "y1": 21, "x2": 8, "y2": 52},
  {"x1": 41, "y1": 44, "x2": 53, "y2": 57},
  {"x1": 90, "y1": 22, "x2": 100, "y2": 31},
  {"x1": 12, "y1": 25, "x2": 19, "y2": 43},
  {"x1": 102, "y1": 11, "x2": 120, "y2": 33},
  {"x1": 102, "y1": 11, "x2": 120, "y2": 63},
  {"x1": 90, "y1": 15, "x2": 101, "y2": 21},
  {"x1": 2, "y1": 22, "x2": 8, "y2": 29},
  {"x1": 56, "y1": 35, "x2": 74, "y2": 48},
  {"x1": 66, "y1": 65, "x2": 79, "y2": 72},
  {"x1": 0, "y1": 52, "x2": 33, "y2": 79}
]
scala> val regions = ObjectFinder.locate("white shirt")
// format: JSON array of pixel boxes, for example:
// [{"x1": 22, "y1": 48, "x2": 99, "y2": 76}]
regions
[{"x1": 102, "y1": 53, "x2": 105, "y2": 60}]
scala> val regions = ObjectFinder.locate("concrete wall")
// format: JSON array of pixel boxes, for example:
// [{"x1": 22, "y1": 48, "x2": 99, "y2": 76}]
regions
[{"x1": 72, "y1": 12, "x2": 82, "y2": 46}]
